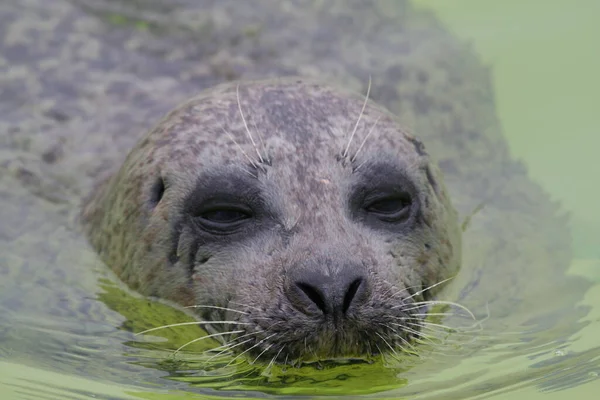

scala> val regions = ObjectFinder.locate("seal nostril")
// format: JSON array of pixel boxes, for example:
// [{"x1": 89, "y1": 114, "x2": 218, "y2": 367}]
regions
[
  {"x1": 343, "y1": 278, "x2": 363, "y2": 314},
  {"x1": 296, "y1": 282, "x2": 327, "y2": 313}
]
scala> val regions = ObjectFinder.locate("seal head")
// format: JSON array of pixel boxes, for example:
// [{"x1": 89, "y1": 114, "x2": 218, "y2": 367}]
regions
[{"x1": 82, "y1": 78, "x2": 461, "y2": 363}]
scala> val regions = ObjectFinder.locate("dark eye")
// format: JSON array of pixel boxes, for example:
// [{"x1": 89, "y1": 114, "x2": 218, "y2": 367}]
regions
[
  {"x1": 365, "y1": 193, "x2": 412, "y2": 222},
  {"x1": 194, "y1": 204, "x2": 253, "y2": 234},
  {"x1": 200, "y1": 209, "x2": 251, "y2": 224}
]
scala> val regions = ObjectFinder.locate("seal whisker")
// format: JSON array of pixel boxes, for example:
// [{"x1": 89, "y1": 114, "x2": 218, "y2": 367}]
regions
[
  {"x1": 406, "y1": 322, "x2": 479, "y2": 338},
  {"x1": 389, "y1": 322, "x2": 423, "y2": 340},
  {"x1": 236, "y1": 84, "x2": 264, "y2": 164},
  {"x1": 375, "y1": 331, "x2": 398, "y2": 356},
  {"x1": 404, "y1": 321, "x2": 457, "y2": 334},
  {"x1": 225, "y1": 333, "x2": 277, "y2": 367},
  {"x1": 212, "y1": 329, "x2": 264, "y2": 351},
  {"x1": 396, "y1": 336, "x2": 419, "y2": 355},
  {"x1": 402, "y1": 324, "x2": 478, "y2": 350},
  {"x1": 390, "y1": 282, "x2": 428, "y2": 298},
  {"x1": 395, "y1": 304, "x2": 428, "y2": 313},
  {"x1": 394, "y1": 315, "x2": 453, "y2": 325},
  {"x1": 379, "y1": 281, "x2": 398, "y2": 298},
  {"x1": 265, "y1": 345, "x2": 285, "y2": 371},
  {"x1": 136, "y1": 320, "x2": 247, "y2": 335},
  {"x1": 392, "y1": 322, "x2": 456, "y2": 344},
  {"x1": 411, "y1": 337, "x2": 437, "y2": 347},
  {"x1": 185, "y1": 305, "x2": 249, "y2": 315},
  {"x1": 400, "y1": 324, "x2": 424, "y2": 338},
  {"x1": 351, "y1": 115, "x2": 381, "y2": 164},
  {"x1": 229, "y1": 301, "x2": 262, "y2": 312},
  {"x1": 412, "y1": 312, "x2": 454, "y2": 317},
  {"x1": 205, "y1": 337, "x2": 255, "y2": 363},
  {"x1": 251, "y1": 117, "x2": 269, "y2": 164},
  {"x1": 241, "y1": 167, "x2": 260, "y2": 178},
  {"x1": 221, "y1": 126, "x2": 259, "y2": 174},
  {"x1": 375, "y1": 343, "x2": 397, "y2": 365},
  {"x1": 408, "y1": 300, "x2": 476, "y2": 320},
  {"x1": 352, "y1": 158, "x2": 369, "y2": 172},
  {"x1": 405, "y1": 320, "x2": 452, "y2": 330},
  {"x1": 342, "y1": 75, "x2": 371, "y2": 158},
  {"x1": 251, "y1": 342, "x2": 275, "y2": 365},
  {"x1": 403, "y1": 276, "x2": 456, "y2": 302},
  {"x1": 172, "y1": 329, "x2": 245, "y2": 355},
  {"x1": 383, "y1": 323, "x2": 419, "y2": 354},
  {"x1": 402, "y1": 325, "x2": 439, "y2": 346}
]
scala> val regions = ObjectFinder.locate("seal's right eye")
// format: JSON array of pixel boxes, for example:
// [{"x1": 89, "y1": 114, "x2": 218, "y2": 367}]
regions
[
  {"x1": 183, "y1": 174, "x2": 263, "y2": 234},
  {"x1": 200, "y1": 208, "x2": 251, "y2": 224}
]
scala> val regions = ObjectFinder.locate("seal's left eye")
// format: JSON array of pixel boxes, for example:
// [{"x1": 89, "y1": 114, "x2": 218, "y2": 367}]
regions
[{"x1": 365, "y1": 193, "x2": 412, "y2": 223}]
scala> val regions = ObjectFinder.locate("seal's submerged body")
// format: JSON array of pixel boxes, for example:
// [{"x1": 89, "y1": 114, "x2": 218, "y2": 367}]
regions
[
  {"x1": 82, "y1": 79, "x2": 461, "y2": 362},
  {"x1": 0, "y1": 0, "x2": 580, "y2": 393}
]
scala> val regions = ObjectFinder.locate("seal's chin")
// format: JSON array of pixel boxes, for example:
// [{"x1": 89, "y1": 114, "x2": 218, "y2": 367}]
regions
[{"x1": 238, "y1": 323, "x2": 422, "y2": 366}]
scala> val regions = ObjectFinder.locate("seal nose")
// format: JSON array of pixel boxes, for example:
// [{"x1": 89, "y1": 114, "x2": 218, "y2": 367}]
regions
[{"x1": 286, "y1": 265, "x2": 368, "y2": 319}]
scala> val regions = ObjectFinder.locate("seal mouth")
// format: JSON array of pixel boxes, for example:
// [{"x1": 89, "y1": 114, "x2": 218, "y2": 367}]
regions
[{"x1": 213, "y1": 296, "x2": 425, "y2": 365}]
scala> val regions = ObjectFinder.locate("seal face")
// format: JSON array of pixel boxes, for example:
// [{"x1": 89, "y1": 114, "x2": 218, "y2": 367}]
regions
[{"x1": 82, "y1": 78, "x2": 461, "y2": 363}]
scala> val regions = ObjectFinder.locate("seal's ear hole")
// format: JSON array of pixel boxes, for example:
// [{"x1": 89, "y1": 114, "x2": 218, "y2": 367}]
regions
[{"x1": 149, "y1": 177, "x2": 165, "y2": 208}]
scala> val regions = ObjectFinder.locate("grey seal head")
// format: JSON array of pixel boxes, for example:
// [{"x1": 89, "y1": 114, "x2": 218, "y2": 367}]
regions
[{"x1": 81, "y1": 77, "x2": 461, "y2": 364}]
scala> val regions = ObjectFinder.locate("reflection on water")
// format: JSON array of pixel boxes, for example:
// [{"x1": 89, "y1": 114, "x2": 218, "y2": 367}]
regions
[{"x1": 0, "y1": 0, "x2": 598, "y2": 398}]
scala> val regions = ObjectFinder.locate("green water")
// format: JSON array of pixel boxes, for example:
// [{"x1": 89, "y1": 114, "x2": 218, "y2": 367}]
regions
[
  {"x1": 1, "y1": 0, "x2": 599, "y2": 398},
  {"x1": 414, "y1": 0, "x2": 600, "y2": 260}
]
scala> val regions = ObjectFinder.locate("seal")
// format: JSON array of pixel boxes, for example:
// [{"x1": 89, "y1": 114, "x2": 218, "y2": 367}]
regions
[
  {"x1": 0, "y1": 0, "x2": 580, "y2": 394},
  {"x1": 81, "y1": 77, "x2": 461, "y2": 363}
]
